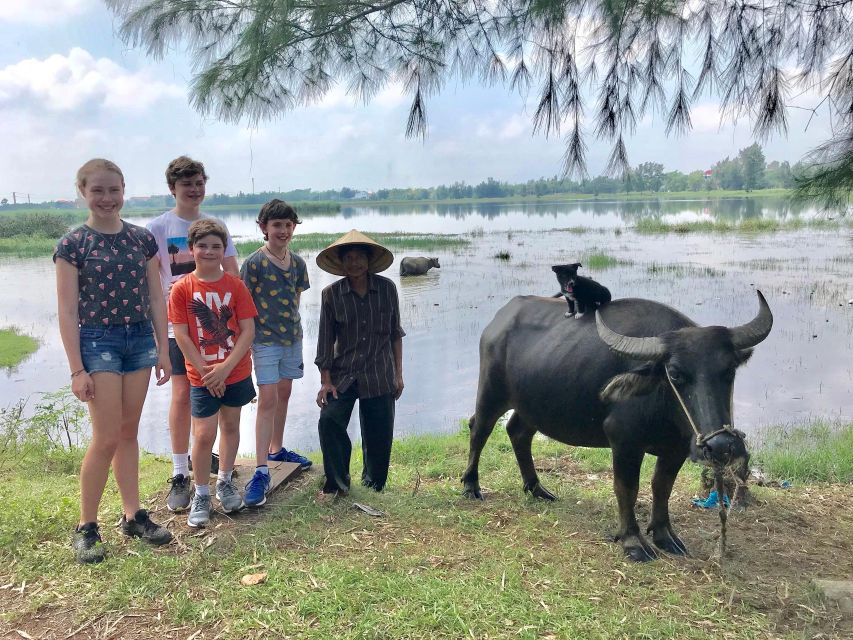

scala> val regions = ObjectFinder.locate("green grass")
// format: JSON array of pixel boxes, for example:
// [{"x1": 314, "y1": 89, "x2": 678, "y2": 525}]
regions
[
  {"x1": 581, "y1": 252, "x2": 633, "y2": 270},
  {"x1": 0, "y1": 327, "x2": 38, "y2": 367},
  {"x1": 1, "y1": 420, "x2": 851, "y2": 638},
  {"x1": 235, "y1": 232, "x2": 469, "y2": 256},
  {"x1": 752, "y1": 422, "x2": 853, "y2": 483},
  {"x1": 634, "y1": 216, "x2": 850, "y2": 234},
  {"x1": 0, "y1": 236, "x2": 60, "y2": 256}
]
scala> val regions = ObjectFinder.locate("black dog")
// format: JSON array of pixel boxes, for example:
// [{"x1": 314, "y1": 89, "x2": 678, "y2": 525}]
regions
[{"x1": 551, "y1": 263, "x2": 612, "y2": 318}]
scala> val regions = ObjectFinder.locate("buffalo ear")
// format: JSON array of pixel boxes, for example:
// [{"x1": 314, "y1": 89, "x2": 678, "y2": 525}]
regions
[
  {"x1": 736, "y1": 349, "x2": 754, "y2": 366},
  {"x1": 600, "y1": 372, "x2": 658, "y2": 402}
]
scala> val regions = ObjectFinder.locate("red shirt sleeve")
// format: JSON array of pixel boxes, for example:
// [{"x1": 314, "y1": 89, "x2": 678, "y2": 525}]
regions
[{"x1": 168, "y1": 277, "x2": 190, "y2": 326}]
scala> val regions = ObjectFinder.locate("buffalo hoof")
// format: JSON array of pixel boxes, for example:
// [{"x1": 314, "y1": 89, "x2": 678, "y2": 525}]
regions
[
  {"x1": 525, "y1": 482, "x2": 557, "y2": 501},
  {"x1": 653, "y1": 534, "x2": 689, "y2": 556},
  {"x1": 649, "y1": 524, "x2": 689, "y2": 556},
  {"x1": 618, "y1": 533, "x2": 658, "y2": 562},
  {"x1": 462, "y1": 485, "x2": 484, "y2": 500},
  {"x1": 625, "y1": 545, "x2": 658, "y2": 562}
]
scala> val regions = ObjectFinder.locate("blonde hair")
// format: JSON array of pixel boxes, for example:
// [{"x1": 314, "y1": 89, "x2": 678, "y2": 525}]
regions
[{"x1": 76, "y1": 159, "x2": 125, "y2": 192}]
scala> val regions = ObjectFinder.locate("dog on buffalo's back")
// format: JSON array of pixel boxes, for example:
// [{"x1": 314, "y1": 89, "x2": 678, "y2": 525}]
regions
[{"x1": 551, "y1": 263, "x2": 612, "y2": 318}]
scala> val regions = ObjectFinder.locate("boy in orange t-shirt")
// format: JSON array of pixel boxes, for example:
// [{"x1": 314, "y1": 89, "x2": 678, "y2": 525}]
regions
[{"x1": 169, "y1": 219, "x2": 258, "y2": 527}]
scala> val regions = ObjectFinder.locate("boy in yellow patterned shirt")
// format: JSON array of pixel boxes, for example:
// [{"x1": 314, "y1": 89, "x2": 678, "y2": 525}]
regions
[{"x1": 239, "y1": 200, "x2": 312, "y2": 507}]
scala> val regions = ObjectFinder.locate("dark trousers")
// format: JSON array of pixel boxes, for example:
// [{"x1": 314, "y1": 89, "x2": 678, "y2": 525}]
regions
[{"x1": 318, "y1": 385, "x2": 395, "y2": 493}]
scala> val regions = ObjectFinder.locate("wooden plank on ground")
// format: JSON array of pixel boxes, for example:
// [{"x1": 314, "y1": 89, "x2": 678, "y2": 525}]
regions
[{"x1": 231, "y1": 458, "x2": 303, "y2": 495}]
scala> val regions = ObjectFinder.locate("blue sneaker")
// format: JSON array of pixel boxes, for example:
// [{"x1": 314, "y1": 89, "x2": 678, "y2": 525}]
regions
[
  {"x1": 244, "y1": 469, "x2": 271, "y2": 507},
  {"x1": 268, "y1": 448, "x2": 312, "y2": 469}
]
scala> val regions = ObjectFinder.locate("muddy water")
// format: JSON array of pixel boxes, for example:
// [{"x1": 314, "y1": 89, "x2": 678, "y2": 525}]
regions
[{"x1": 1, "y1": 200, "x2": 850, "y2": 455}]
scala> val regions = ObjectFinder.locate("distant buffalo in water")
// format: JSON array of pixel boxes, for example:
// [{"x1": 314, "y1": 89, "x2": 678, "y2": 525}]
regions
[{"x1": 400, "y1": 256, "x2": 440, "y2": 276}]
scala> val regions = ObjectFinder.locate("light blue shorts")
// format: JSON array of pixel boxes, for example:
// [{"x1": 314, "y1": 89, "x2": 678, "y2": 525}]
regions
[{"x1": 252, "y1": 341, "x2": 304, "y2": 385}]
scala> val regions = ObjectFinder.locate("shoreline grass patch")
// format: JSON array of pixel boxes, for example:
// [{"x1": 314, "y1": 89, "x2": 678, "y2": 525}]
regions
[
  {"x1": 752, "y1": 421, "x2": 853, "y2": 483},
  {"x1": 0, "y1": 327, "x2": 38, "y2": 368}
]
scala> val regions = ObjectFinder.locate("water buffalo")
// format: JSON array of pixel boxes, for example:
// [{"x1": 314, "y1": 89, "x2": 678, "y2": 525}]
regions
[
  {"x1": 462, "y1": 292, "x2": 772, "y2": 561},
  {"x1": 400, "y1": 256, "x2": 440, "y2": 276}
]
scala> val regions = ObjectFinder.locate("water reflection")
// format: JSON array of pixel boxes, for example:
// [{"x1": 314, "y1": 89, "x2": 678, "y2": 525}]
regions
[{"x1": 3, "y1": 199, "x2": 849, "y2": 456}]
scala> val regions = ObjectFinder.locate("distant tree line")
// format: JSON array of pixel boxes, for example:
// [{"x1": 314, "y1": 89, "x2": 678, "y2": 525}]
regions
[{"x1": 0, "y1": 144, "x2": 808, "y2": 211}]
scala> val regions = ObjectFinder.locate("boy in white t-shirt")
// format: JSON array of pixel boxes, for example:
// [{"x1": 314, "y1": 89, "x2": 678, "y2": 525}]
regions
[{"x1": 146, "y1": 156, "x2": 239, "y2": 512}]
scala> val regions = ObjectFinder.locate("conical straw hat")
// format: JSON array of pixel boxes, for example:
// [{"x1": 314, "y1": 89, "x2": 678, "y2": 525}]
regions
[{"x1": 315, "y1": 229, "x2": 394, "y2": 276}]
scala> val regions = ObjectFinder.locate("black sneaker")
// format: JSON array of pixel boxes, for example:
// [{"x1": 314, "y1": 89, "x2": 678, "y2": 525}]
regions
[
  {"x1": 120, "y1": 509, "x2": 174, "y2": 546},
  {"x1": 73, "y1": 522, "x2": 106, "y2": 564},
  {"x1": 187, "y1": 452, "x2": 220, "y2": 475},
  {"x1": 166, "y1": 474, "x2": 192, "y2": 512}
]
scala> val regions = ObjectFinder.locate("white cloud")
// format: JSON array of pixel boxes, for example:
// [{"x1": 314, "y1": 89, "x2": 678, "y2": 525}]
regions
[
  {"x1": 0, "y1": 48, "x2": 184, "y2": 113},
  {"x1": 0, "y1": 0, "x2": 95, "y2": 25}
]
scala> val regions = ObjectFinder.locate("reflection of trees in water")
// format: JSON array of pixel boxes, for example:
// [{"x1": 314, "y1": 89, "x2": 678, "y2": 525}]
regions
[{"x1": 342, "y1": 197, "x2": 814, "y2": 225}]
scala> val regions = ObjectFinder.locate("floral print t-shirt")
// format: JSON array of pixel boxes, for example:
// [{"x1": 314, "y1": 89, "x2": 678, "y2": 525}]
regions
[{"x1": 54, "y1": 222, "x2": 159, "y2": 327}]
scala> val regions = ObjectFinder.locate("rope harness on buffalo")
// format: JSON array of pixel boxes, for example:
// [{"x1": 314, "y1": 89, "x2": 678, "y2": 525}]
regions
[{"x1": 664, "y1": 365, "x2": 739, "y2": 559}]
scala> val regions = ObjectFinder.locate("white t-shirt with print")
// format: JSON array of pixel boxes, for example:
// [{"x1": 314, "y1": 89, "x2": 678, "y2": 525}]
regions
[{"x1": 146, "y1": 210, "x2": 239, "y2": 336}]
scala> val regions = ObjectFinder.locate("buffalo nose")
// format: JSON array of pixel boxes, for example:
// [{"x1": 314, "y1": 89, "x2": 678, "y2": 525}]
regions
[{"x1": 702, "y1": 432, "x2": 747, "y2": 464}]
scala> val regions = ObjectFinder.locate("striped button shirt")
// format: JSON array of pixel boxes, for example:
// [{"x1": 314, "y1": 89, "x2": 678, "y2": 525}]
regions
[{"x1": 315, "y1": 274, "x2": 405, "y2": 399}]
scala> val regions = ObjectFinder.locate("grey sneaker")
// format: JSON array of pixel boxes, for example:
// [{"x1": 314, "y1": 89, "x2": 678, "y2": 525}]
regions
[
  {"x1": 215, "y1": 479, "x2": 244, "y2": 513},
  {"x1": 187, "y1": 493, "x2": 212, "y2": 528},
  {"x1": 166, "y1": 474, "x2": 192, "y2": 512}
]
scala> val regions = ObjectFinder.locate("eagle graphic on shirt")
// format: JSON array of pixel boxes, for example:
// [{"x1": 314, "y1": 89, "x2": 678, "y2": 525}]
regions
[{"x1": 190, "y1": 298, "x2": 235, "y2": 350}]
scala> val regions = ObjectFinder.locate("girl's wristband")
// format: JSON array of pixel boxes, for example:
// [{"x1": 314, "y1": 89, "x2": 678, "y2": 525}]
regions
[{"x1": 70, "y1": 368, "x2": 87, "y2": 378}]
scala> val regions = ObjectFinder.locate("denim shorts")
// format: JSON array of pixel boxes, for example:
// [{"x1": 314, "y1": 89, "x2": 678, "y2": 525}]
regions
[
  {"x1": 79, "y1": 321, "x2": 158, "y2": 375},
  {"x1": 190, "y1": 376, "x2": 257, "y2": 418},
  {"x1": 252, "y1": 341, "x2": 304, "y2": 385},
  {"x1": 168, "y1": 337, "x2": 187, "y2": 376}
]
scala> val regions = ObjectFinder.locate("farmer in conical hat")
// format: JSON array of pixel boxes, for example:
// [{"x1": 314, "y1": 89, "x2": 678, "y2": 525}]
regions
[{"x1": 314, "y1": 230, "x2": 405, "y2": 502}]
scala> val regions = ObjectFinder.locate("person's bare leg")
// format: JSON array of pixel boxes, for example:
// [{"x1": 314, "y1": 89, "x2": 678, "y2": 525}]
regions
[
  {"x1": 169, "y1": 375, "x2": 191, "y2": 455},
  {"x1": 268, "y1": 378, "x2": 293, "y2": 454},
  {"x1": 79, "y1": 372, "x2": 123, "y2": 524},
  {"x1": 111, "y1": 368, "x2": 151, "y2": 519},
  {"x1": 218, "y1": 405, "x2": 242, "y2": 473},
  {"x1": 191, "y1": 414, "x2": 217, "y2": 485},
  {"x1": 255, "y1": 384, "x2": 276, "y2": 466}
]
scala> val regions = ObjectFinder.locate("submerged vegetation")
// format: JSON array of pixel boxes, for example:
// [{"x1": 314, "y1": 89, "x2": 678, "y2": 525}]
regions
[
  {"x1": 634, "y1": 217, "x2": 850, "y2": 235},
  {"x1": 582, "y1": 252, "x2": 633, "y2": 270},
  {"x1": 236, "y1": 232, "x2": 469, "y2": 255}
]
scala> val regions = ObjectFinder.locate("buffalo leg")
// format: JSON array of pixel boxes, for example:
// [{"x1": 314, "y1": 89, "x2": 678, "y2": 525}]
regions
[
  {"x1": 647, "y1": 452, "x2": 689, "y2": 556},
  {"x1": 506, "y1": 412, "x2": 556, "y2": 501},
  {"x1": 612, "y1": 445, "x2": 658, "y2": 562},
  {"x1": 461, "y1": 408, "x2": 504, "y2": 500}
]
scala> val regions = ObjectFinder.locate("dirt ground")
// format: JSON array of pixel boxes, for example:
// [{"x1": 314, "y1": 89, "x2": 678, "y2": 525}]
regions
[{"x1": 2, "y1": 467, "x2": 852, "y2": 639}]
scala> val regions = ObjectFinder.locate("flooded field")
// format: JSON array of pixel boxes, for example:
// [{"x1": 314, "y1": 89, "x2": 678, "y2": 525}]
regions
[{"x1": 1, "y1": 199, "x2": 850, "y2": 454}]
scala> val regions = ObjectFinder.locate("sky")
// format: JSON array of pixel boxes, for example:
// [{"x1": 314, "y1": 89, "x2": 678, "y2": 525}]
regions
[{"x1": 0, "y1": 0, "x2": 835, "y2": 201}]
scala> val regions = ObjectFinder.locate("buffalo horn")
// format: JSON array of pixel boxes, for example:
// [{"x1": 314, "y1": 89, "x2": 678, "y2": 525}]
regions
[
  {"x1": 728, "y1": 290, "x2": 773, "y2": 350},
  {"x1": 595, "y1": 311, "x2": 665, "y2": 359}
]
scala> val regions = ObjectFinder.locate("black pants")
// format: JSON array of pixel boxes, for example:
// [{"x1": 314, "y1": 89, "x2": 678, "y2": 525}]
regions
[{"x1": 318, "y1": 384, "x2": 395, "y2": 493}]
